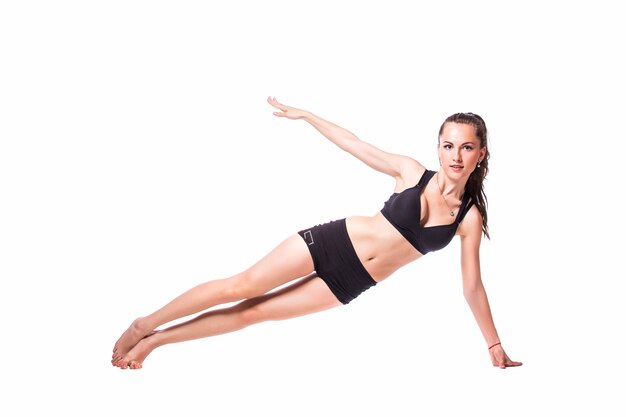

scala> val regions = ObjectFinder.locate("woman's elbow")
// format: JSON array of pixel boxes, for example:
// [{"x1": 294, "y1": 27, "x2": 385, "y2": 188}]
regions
[{"x1": 462, "y1": 280, "x2": 484, "y2": 300}]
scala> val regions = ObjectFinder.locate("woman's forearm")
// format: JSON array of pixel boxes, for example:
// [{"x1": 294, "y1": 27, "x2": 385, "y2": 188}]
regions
[
  {"x1": 303, "y1": 112, "x2": 359, "y2": 151},
  {"x1": 464, "y1": 285, "x2": 501, "y2": 347}
]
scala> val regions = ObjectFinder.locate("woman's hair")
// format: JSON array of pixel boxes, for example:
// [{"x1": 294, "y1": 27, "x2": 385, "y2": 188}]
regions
[{"x1": 438, "y1": 113, "x2": 491, "y2": 239}]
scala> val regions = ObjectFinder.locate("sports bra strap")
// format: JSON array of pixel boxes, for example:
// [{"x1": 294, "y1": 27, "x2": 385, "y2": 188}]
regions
[
  {"x1": 417, "y1": 170, "x2": 436, "y2": 187},
  {"x1": 456, "y1": 196, "x2": 474, "y2": 223}
]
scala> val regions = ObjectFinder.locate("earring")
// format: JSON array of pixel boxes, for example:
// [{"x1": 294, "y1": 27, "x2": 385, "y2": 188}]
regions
[{"x1": 477, "y1": 160, "x2": 482, "y2": 168}]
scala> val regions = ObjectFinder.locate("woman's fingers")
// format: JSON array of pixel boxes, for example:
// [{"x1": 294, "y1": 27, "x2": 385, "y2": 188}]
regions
[
  {"x1": 507, "y1": 360, "x2": 523, "y2": 367},
  {"x1": 498, "y1": 358, "x2": 522, "y2": 368},
  {"x1": 267, "y1": 96, "x2": 307, "y2": 120},
  {"x1": 503, "y1": 352, "x2": 522, "y2": 368},
  {"x1": 267, "y1": 96, "x2": 288, "y2": 116},
  {"x1": 267, "y1": 96, "x2": 283, "y2": 109}
]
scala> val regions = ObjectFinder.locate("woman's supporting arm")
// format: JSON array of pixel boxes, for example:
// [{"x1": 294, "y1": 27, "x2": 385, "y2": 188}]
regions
[{"x1": 459, "y1": 207, "x2": 522, "y2": 368}]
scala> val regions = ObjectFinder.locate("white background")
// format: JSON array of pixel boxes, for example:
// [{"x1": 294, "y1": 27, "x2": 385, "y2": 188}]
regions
[{"x1": 1, "y1": 1, "x2": 624, "y2": 415}]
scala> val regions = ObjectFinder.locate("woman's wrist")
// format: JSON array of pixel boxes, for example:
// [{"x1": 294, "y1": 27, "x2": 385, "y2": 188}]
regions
[
  {"x1": 301, "y1": 110, "x2": 315, "y2": 123},
  {"x1": 488, "y1": 342, "x2": 501, "y2": 350}
]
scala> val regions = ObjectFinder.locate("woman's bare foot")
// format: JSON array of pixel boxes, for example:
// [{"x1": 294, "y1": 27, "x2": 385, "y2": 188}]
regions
[
  {"x1": 113, "y1": 331, "x2": 159, "y2": 369},
  {"x1": 112, "y1": 318, "x2": 151, "y2": 363}
]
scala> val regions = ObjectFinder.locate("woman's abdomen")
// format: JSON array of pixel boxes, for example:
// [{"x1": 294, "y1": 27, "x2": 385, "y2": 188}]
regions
[{"x1": 345, "y1": 213, "x2": 422, "y2": 282}]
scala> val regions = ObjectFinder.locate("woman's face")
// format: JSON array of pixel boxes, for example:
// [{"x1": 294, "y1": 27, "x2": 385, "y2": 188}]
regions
[{"x1": 438, "y1": 122, "x2": 486, "y2": 178}]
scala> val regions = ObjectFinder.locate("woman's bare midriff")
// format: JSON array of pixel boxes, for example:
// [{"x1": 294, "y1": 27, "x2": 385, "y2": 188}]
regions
[{"x1": 346, "y1": 212, "x2": 423, "y2": 282}]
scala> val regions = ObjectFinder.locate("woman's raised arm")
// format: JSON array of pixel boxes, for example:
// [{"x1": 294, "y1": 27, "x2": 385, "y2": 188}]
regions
[{"x1": 268, "y1": 96, "x2": 422, "y2": 181}]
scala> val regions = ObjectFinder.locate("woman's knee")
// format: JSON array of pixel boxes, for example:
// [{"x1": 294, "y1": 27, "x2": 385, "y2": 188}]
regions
[
  {"x1": 226, "y1": 270, "x2": 267, "y2": 300},
  {"x1": 237, "y1": 299, "x2": 269, "y2": 327}
]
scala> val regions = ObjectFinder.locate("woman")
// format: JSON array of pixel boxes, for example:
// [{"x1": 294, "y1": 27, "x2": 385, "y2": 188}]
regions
[{"x1": 112, "y1": 97, "x2": 522, "y2": 370}]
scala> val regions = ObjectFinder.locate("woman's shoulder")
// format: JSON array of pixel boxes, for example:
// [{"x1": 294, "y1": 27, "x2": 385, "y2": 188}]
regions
[
  {"x1": 397, "y1": 157, "x2": 427, "y2": 184},
  {"x1": 457, "y1": 204, "x2": 483, "y2": 238}
]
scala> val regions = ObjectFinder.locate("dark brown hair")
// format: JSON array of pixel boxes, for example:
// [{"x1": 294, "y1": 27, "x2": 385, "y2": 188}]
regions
[{"x1": 438, "y1": 113, "x2": 490, "y2": 239}]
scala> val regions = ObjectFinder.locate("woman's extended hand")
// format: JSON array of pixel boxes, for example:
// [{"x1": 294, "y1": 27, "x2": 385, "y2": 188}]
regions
[
  {"x1": 267, "y1": 96, "x2": 309, "y2": 120},
  {"x1": 489, "y1": 345, "x2": 523, "y2": 369}
]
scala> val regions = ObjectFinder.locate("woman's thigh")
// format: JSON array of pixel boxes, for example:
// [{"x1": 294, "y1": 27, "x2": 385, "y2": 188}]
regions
[
  {"x1": 239, "y1": 275, "x2": 342, "y2": 323},
  {"x1": 234, "y1": 234, "x2": 315, "y2": 297}
]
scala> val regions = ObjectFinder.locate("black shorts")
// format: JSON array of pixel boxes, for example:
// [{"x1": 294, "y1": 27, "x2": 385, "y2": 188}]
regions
[{"x1": 298, "y1": 218, "x2": 377, "y2": 304}]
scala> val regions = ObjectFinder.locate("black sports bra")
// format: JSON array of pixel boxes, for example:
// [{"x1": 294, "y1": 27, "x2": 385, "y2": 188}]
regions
[{"x1": 380, "y1": 170, "x2": 474, "y2": 254}]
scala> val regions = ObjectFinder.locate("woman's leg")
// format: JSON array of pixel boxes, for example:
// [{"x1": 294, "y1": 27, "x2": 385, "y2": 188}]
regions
[
  {"x1": 112, "y1": 234, "x2": 315, "y2": 363},
  {"x1": 115, "y1": 274, "x2": 341, "y2": 369}
]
